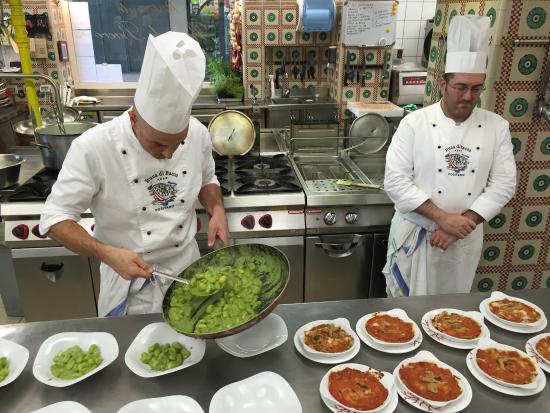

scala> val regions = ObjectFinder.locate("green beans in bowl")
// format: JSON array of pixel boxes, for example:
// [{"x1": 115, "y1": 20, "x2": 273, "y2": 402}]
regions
[{"x1": 162, "y1": 244, "x2": 289, "y2": 339}]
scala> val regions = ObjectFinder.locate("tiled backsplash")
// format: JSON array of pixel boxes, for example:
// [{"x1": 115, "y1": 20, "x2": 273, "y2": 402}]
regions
[{"x1": 394, "y1": 0, "x2": 437, "y2": 64}]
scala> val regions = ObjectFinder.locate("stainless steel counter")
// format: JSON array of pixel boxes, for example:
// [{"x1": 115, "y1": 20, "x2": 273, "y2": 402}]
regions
[{"x1": 0, "y1": 289, "x2": 548, "y2": 412}]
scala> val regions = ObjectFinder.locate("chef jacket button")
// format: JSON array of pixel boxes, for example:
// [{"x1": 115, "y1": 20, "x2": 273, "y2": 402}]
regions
[
  {"x1": 182, "y1": 171, "x2": 187, "y2": 175},
  {"x1": 133, "y1": 179, "x2": 138, "y2": 183},
  {"x1": 179, "y1": 224, "x2": 183, "y2": 229},
  {"x1": 476, "y1": 147, "x2": 480, "y2": 150},
  {"x1": 468, "y1": 192, "x2": 472, "y2": 196},
  {"x1": 438, "y1": 169, "x2": 442, "y2": 172},
  {"x1": 432, "y1": 124, "x2": 436, "y2": 127},
  {"x1": 180, "y1": 199, "x2": 185, "y2": 203},
  {"x1": 175, "y1": 244, "x2": 179, "y2": 248},
  {"x1": 437, "y1": 145, "x2": 441, "y2": 149},
  {"x1": 437, "y1": 190, "x2": 442, "y2": 194},
  {"x1": 121, "y1": 149, "x2": 127, "y2": 155},
  {"x1": 471, "y1": 170, "x2": 475, "y2": 173},
  {"x1": 147, "y1": 231, "x2": 151, "y2": 235},
  {"x1": 142, "y1": 207, "x2": 146, "y2": 211},
  {"x1": 478, "y1": 124, "x2": 482, "y2": 128}
]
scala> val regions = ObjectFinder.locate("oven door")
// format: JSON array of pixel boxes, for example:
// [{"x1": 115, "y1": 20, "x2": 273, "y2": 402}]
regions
[
  {"x1": 304, "y1": 233, "x2": 372, "y2": 302},
  {"x1": 11, "y1": 247, "x2": 98, "y2": 321}
]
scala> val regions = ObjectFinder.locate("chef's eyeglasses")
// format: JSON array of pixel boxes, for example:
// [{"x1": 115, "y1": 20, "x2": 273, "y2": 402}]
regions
[{"x1": 448, "y1": 83, "x2": 486, "y2": 95}]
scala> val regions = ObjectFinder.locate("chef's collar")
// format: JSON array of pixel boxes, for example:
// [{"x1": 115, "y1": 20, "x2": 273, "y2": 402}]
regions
[{"x1": 436, "y1": 101, "x2": 478, "y2": 127}]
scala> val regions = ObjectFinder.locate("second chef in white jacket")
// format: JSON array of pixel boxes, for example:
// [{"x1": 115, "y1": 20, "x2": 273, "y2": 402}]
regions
[
  {"x1": 40, "y1": 32, "x2": 228, "y2": 316},
  {"x1": 383, "y1": 16, "x2": 516, "y2": 296}
]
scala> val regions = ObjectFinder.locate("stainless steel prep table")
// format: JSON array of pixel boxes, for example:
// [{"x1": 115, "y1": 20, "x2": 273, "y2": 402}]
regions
[{"x1": 0, "y1": 289, "x2": 548, "y2": 412}]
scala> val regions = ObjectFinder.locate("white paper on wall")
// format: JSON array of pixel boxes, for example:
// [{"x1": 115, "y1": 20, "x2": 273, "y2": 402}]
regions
[{"x1": 68, "y1": 2, "x2": 92, "y2": 30}]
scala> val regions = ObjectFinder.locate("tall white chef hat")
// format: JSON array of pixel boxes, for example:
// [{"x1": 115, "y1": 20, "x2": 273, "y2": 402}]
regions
[
  {"x1": 134, "y1": 32, "x2": 205, "y2": 134},
  {"x1": 445, "y1": 15, "x2": 490, "y2": 74}
]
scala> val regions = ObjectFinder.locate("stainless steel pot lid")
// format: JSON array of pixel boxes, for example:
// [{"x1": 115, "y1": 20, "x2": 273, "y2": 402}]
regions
[
  {"x1": 0, "y1": 154, "x2": 23, "y2": 169},
  {"x1": 208, "y1": 110, "x2": 255, "y2": 156},
  {"x1": 348, "y1": 112, "x2": 390, "y2": 155}
]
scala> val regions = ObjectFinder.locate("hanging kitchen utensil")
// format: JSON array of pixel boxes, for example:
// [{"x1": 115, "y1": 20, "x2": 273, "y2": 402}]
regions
[
  {"x1": 345, "y1": 112, "x2": 390, "y2": 155},
  {"x1": 208, "y1": 110, "x2": 255, "y2": 156},
  {"x1": 162, "y1": 244, "x2": 289, "y2": 340}
]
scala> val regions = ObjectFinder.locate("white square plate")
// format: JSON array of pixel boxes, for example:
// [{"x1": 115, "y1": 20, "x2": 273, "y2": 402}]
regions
[
  {"x1": 124, "y1": 322, "x2": 205, "y2": 378},
  {"x1": 117, "y1": 395, "x2": 204, "y2": 413},
  {"x1": 209, "y1": 371, "x2": 302, "y2": 413},
  {"x1": 33, "y1": 332, "x2": 119, "y2": 387},
  {"x1": 30, "y1": 401, "x2": 91, "y2": 413},
  {"x1": 215, "y1": 313, "x2": 287, "y2": 358},
  {"x1": 0, "y1": 337, "x2": 29, "y2": 387}
]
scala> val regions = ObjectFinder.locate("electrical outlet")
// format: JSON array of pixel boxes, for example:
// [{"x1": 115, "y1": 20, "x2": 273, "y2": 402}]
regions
[
  {"x1": 39, "y1": 84, "x2": 51, "y2": 93},
  {"x1": 34, "y1": 38, "x2": 48, "y2": 59}
]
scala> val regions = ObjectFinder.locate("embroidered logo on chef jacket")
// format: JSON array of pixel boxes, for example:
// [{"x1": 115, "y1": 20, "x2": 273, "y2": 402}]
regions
[
  {"x1": 444, "y1": 144, "x2": 471, "y2": 176},
  {"x1": 145, "y1": 170, "x2": 180, "y2": 210}
]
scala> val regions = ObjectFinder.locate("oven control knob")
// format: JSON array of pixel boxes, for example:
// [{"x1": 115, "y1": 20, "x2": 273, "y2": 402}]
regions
[
  {"x1": 324, "y1": 212, "x2": 337, "y2": 225},
  {"x1": 259, "y1": 214, "x2": 273, "y2": 229},
  {"x1": 345, "y1": 212, "x2": 358, "y2": 224},
  {"x1": 12, "y1": 224, "x2": 29, "y2": 240},
  {"x1": 31, "y1": 224, "x2": 47, "y2": 239},
  {"x1": 241, "y1": 215, "x2": 255, "y2": 230}
]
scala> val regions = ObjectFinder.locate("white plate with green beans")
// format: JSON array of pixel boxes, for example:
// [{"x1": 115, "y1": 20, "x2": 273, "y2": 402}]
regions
[
  {"x1": 32, "y1": 332, "x2": 119, "y2": 387},
  {"x1": 124, "y1": 322, "x2": 205, "y2": 378},
  {"x1": 0, "y1": 337, "x2": 29, "y2": 387}
]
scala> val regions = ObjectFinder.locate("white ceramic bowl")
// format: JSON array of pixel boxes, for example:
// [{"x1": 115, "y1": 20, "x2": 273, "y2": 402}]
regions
[
  {"x1": 117, "y1": 395, "x2": 204, "y2": 413},
  {"x1": 124, "y1": 322, "x2": 205, "y2": 378},
  {"x1": 361, "y1": 309, "x2": 419, "y2": 347},
  {"x1": 320, "y1": 363, "x2": 394, "y2": 413},
  {"x1": 427, "y1": 308, "x2": 484, "y2": 344},
  {"x1": 472, "y1": 338, "x2": 539, "y2": 390},
  {"x1": 299, "y1": 318, "x2": 357, "y2": 358},
  {"x1": 395, "y1": 350, "x2": 464, "y2": 408},
  {"x1": 531, "y1": 333, "x2": 550, "y2": 366},
  {"x1": 30, "y1": 401, "x2": 91, "y2": 413},
  {"x1": 0, "y1": 337, "x2": 29, "y2": 387},
  {"x1": 209, "y1": 371, "x2": 302, "y2": 413},
  {"x1": 33, "y1": 332, "x2": 119, "y2": 387},
  {"x1": 484, "y1": 291, "x2": 545, "y2": 327}
]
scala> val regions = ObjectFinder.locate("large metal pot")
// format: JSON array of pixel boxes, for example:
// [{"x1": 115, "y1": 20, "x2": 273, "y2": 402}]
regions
[
  {"x1": 0, "y1": 154, "x2": 24, "y2": 189},
  {"x1": 208, "y1": 110, "x2": 256, "y2": 156},
  {"x1": 162, "y1": 243, "x2": 290, "y2": 339},
  {"x1": 34, "y1": 121, "x2": 97, "y2": 170}
]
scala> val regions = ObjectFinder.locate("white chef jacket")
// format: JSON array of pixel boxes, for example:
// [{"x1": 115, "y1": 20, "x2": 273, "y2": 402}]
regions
[
  {"x1": 382, "y1": 101, "x2": 516, "y2": 295},
  {"x1": 40, "y1": 112, "x2": 219, "y2": 316}
]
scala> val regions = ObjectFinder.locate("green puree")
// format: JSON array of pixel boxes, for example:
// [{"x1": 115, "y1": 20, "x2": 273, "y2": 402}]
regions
[
  {"x1": 0, "y1": 357, "x2": 8, "y2": 382},
  {"x1": 140, "y1": 342, "x2": 191, "y2": 371},
  {"x1": 167, "y1": 247, "x2": 284, "y2": 334},
  {"x1": 50, "y1": 345, "x2": 102, "y2": 380}
]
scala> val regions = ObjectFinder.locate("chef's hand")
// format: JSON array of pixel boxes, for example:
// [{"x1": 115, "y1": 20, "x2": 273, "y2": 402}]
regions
[
  {"x1": 436, "y1": 213, "x2": 476, "y2": 239},
  {"x1": 101, "y1": 245, "x2": 153, "y2": 280},
  {"x1": 430, "y1": 229, "x2": 458, "y2": 251},
  {"x1": 207, "y1": 206, "x2": 229, "y2": 248}
]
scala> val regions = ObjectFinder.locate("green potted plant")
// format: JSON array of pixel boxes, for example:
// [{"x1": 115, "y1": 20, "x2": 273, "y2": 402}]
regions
[{"x1": 207, "y1": 56, "x2": 244, "y2": 101}]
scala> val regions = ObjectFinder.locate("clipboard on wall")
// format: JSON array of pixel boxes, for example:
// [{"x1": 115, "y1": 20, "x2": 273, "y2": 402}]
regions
[{"x1": 341, "y1": 0, "x2": 398, "y2": 47}]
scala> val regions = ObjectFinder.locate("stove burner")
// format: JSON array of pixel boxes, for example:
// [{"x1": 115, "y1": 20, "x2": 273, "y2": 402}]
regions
[
  {"x1": 253, "y1": 163, "x2": 270, "y2": 170},
  {"x1": 254, "y1": 178, "x2": 277, "y2": 188},
  {"x1": 9, "y1": 169, "x2": 59, "y2": 202}
]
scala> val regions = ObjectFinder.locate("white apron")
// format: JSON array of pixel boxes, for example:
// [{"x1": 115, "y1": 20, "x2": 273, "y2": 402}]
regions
[
  {"x1": 40, "y1": 112, "x2": 218, "y2": 316},
  {"x1": 383, "y1": 102, "x2": 516, "y2": 296}
]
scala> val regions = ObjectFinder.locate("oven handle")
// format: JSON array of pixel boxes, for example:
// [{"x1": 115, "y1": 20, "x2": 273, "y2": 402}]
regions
[
  {"x1": 11, "y1": 247, "x2": 78, "y2": 259},
  {"x1": 315, "y1": 235, "x2": 361, "y2": 258},
  {"x1": 41, "y1": 262, "x2": 64, "y2": 282}
]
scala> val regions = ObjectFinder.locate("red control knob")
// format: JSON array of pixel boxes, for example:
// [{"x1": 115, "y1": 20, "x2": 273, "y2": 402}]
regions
[
  {"x1": 31, "y1": 224, "x2": 47, "y2": 239},
  {"x1": 258, "y1": 214, "x2": 273, "y2": 229},
  {"x1": 241, "y1": 215, "x2": 255, "y2": 230},
  {"x1": 12, "y1": 224, "x2": 29, "y2": 240},
  {"x1": 196, "y1": 216, "x2": 202, "y2": 232}
]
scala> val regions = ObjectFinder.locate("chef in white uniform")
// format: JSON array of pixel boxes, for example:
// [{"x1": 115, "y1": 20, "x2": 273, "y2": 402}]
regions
[
  {"x1": 382, "y1": 16, "x2": 516, "y2": 296},
  {"x1": 39, "y1": 32, "x2": 228, "y2": 316}
]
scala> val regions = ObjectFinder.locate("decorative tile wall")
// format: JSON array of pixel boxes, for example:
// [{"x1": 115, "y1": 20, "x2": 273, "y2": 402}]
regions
[
  {"x1": 394, "y1": 0, "x2": 437, "y2": 64},
  {"x1": 425, "y1": 0, "x2": 550, "y2": 292},
  {"x1": 241, "y1": 0, "x2": 394, "y2": 122},
  {"x1": 1, "y1": 0, "x2": 68, "y2": 109}
]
